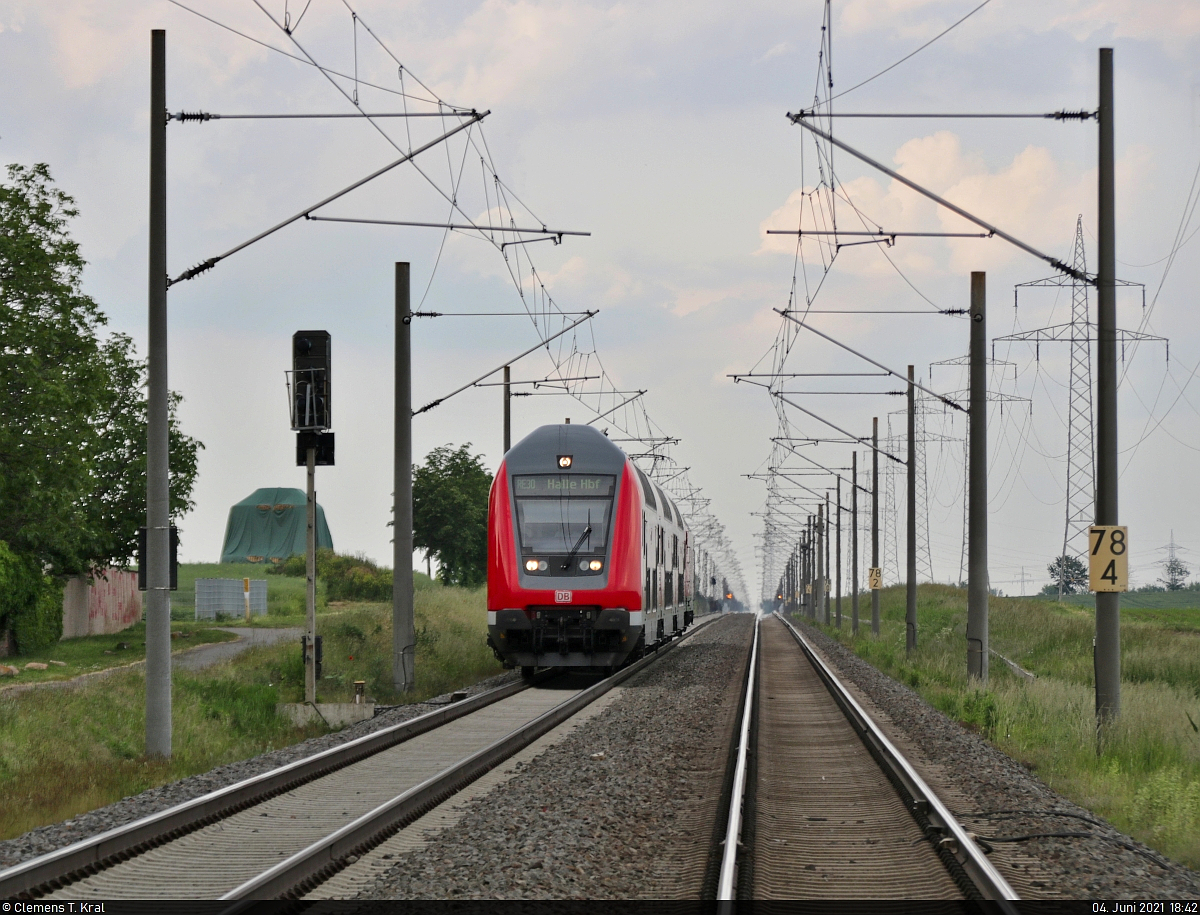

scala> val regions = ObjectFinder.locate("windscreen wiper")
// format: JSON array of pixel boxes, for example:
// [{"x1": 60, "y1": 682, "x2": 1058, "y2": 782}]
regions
[{"x1": 561, "y1": 524, "x2": 593, "y2": 570}]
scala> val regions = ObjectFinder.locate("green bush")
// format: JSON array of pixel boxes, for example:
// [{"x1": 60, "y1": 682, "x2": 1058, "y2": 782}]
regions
[
  {"x1": 267, "y1": 548, "x2": 433, "y2": 603},
  {"x1": 13, "y1": 577, "x2": 64, "y2": 653},
  {"x1": 267, "y1": 552, "x2": 308, "y2": 578},
  {"x1": 0, "y1": 541, "x2": 63, "y2": 653},
  {"x1": 0, "y1": 541, "x2": 35, "y2": 622}
]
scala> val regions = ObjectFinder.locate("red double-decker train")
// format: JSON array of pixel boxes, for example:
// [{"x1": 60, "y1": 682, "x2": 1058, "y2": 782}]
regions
[{"x1": 487, "y1": 422, "x2": 694, "y2": 677}]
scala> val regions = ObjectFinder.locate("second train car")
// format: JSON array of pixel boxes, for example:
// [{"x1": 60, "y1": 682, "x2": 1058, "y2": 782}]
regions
[{"x1": 486, "y1": 422, "x2": 694, "y2": 676}]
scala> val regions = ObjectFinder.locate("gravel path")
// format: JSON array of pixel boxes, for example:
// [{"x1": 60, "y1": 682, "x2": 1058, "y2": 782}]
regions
[
  {"x1": 0, "y1": 670, "x2": 520, "y2": 869},
  {"x1": 0, "y1": 627, "x2": 301, "y2": 697},
  {"x1": 174, "y1": 626, "x2": 302, "y2": 670},
  {"x1": 793, "y1": 617, "x2": 1200, "y2": 900},
  {"x1": 353, "y1": 613, "x2": 755, "y2": 900}
]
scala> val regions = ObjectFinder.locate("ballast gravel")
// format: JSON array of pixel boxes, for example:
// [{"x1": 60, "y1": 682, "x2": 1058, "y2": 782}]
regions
[
  {"x1": 0, "y1": 670, "x2": 520, "y2": 869},
  {"x1": 793, "y1": 617, "x2": 1200, "y2": 900},
  {"x1": 354, "y1": 613, "x2": 755, "y2": 900}
]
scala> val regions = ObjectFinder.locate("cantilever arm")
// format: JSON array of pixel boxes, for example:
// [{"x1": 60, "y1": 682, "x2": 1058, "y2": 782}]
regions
[{"x1": 786, "y1": 114, "x2": 1090, "y2": 284}]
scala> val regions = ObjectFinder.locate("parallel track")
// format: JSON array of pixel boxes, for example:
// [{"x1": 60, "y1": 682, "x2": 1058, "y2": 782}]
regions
[
  {"x1": 1, "y1": 617, "x2": 713, "y2": 901},
  {"x1": 719, "y1": 613, "x2": 1020, "y2": 905}
]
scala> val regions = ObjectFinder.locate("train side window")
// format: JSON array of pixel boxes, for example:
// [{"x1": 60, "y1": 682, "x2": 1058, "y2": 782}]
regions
[{"x1": 635, "y1": 465, "x2": 657, "y2": 511}]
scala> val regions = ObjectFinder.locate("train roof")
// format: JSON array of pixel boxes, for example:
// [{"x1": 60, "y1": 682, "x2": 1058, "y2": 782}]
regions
[{"x1": 505, "y1": 423, "x2": 627, "y2": 475}]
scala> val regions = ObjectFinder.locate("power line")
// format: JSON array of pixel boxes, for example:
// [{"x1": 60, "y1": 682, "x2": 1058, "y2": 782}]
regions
[
  {"x1": 822, "y1": 0, "x2": 995, "y2": 103},
  {"x1": 167, "y1": 0, "x2": 748, "y2": 596}
]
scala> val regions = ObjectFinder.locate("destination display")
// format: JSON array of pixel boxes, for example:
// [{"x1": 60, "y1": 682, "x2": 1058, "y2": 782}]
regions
[{"x1": 513, "y1": 474, "x2": 615, "y2": 497}]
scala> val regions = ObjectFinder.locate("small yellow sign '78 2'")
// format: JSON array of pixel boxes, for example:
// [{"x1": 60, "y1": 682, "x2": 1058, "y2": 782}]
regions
[
  {"x1": 1089, "y1": 525, "x2": 1129, "y2": 592},
  {"x1": 868, "y1": 567, "x2": 882, "y2": 590}
]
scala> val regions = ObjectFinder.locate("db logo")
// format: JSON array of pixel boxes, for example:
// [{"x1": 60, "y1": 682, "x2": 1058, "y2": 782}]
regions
[{"x1": 554, "y1": 590, "x2": 572, "y2": 603}]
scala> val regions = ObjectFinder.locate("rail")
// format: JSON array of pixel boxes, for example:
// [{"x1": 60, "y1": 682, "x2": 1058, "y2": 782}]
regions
[
  {"x1": 2, "y1": 615, "x2": 719, "y2": 901},
  {"x1": 716, "y1": 614, "x2": 759, "y2": 899},
  {"x1": 0, "y1": 677, "x2": 529, "y2": 898},
  {"x1": 775, "y1": 612, "x2": 1020, "y2": 907},
  {"x1": 223, "y1": 614, "x2": 718, "y2": 899}
]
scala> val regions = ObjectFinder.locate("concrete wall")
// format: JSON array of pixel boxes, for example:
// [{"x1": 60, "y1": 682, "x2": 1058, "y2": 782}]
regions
[{"x1": 62, "y1": 570, "x2": 143, "y2": 639}]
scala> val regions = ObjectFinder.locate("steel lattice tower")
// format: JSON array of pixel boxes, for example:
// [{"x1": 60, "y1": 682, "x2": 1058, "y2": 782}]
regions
[
  {"x1": 913, "y1": 392, "x2": 934, "y2": 583},
  {"x1": 1060, "y1": 217, "x2": 1096, "y2": 592},
  {"x1": 883, "y1": 420, "x2": 900, "y2": 582},
  {"x1": 927, "y1": 355, "x2": 1025, "y2": 586},
  {"x1": 998, "y1": 217, "x2": 1163, "y2": 598}
]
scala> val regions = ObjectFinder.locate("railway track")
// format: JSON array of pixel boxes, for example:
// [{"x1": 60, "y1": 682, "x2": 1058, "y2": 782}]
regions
[
  {"x1": 0, "y1": 617, "x2": 713, "y2": 901},
  {"x1": 719, "y1": 613, "x2": 1021, "y2": 904}
]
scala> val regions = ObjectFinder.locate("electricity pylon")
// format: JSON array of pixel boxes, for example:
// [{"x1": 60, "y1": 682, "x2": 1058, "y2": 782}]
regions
[
  {"x1": 883, "y1": 386, "x2": 958, "y2": 585},
  {"x1": 883, "y1": 419, "x2": 900, "y2": 584},
  {"x1": 997, "y1": 216, "x2": 1163, "y2": 598},
  {"x1": 930, "y1": 355, "x2": 1028, "y2": 585}
]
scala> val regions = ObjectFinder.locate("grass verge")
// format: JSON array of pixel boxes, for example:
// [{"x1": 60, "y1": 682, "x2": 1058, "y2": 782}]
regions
[
  {"x1": 0, "y1": 584, "x2": 502, "y2": 841},
  {"x1": 806, "y1": 584, "x2": 1200, "y2": 870},
  {"x1": 265, "y1": 585, "x2": 502, "y2": 704},
  {"x1": 0, "y1": 622, "x2": 236, "y2": 686}
]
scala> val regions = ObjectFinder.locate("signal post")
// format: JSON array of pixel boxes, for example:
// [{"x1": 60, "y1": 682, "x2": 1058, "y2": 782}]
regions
[{"x1": 290, "y1": 330, "x2": 333, "y2": 705}]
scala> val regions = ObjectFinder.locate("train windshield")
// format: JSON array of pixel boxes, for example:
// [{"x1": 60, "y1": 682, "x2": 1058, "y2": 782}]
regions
[{"x1": 512, "y1": 474, "x2": 615, "y2": 554}]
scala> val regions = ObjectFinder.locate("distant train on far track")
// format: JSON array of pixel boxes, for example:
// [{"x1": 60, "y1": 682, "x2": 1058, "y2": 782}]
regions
[{"x1": 486, "y1": 422, "x2": 694, "y2": 677}]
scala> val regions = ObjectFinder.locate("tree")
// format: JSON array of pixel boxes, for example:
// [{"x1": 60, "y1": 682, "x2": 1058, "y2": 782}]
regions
[
  {"x1": 0, "y1": 163, "x2": 201, "y2": 576},
  {"x1": 412, "y1": 444, "x2": 492, "y2": 587},
  {"x1": 1047, "y1": 553, "x2": 1088, "y2": 595},
  {"x1": 83, "y1": 333, "x2": 202, "y2": 568},
  {"x1": 1158, "y1": 556, "x2": 1189, "y2": 591}
]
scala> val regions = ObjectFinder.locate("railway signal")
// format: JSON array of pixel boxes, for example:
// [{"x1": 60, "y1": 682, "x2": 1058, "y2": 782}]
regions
[
  {"x1": 288, "y1": 329, "x2": 335, "y2": 705},
  {"x1": 291, "y1": 331, "x2": 331, "y2": 430},
  {"x1": 137, "y1": 525, "x2": 178, "y2": 593}
]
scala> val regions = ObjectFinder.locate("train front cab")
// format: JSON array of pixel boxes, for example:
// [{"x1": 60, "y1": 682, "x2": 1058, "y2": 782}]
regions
[{"x1": 487, "y1": 424, "x2": 645, "y2": 672}]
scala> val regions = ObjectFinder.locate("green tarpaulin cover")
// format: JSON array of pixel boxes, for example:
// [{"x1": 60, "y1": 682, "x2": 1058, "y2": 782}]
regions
[{"x1": 220, "y1": 487, "x2": 333, "y2": 564}]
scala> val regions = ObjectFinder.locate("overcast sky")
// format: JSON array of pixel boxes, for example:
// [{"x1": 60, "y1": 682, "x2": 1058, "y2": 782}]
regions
[{"x1": 2, "y1": 0, "x2": 1198, "y2": 602}]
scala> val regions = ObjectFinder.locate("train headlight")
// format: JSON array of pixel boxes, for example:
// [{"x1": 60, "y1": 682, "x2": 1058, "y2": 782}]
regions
[
  {"x1": 589, "y1": 560, "x2": 603, "y2": 571},
  {"x1": 525, "y1": 559, "x2": 539, "y2": 572},
  {"x1": 579, "y1": 560, "x2": 589, "y2": 571},
  {"x1": 538, "y1": 560, "x2": 549, "y2": 571},
  {"x1": 557, "y1": 455, "x2": 572, "y2": 468}
]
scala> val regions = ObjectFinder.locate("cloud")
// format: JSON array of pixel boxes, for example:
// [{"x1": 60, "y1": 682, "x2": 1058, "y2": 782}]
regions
[
  {"x1": 1046, "y1": 0, "x2": 1200, "y2": 43},
  {"x1": 0, "y1": 5, "x2": 25, "y2": 34},
  {"x1": 759, "y1": 131, "x2": 1149, "y2": 276},
  {"x1": 667, "y1": 280, "x2": 777, "y2": 318},
  {"x1": 839, "y1": 0, "x2": 950, "y2": 38},
  {"x1": 758, "y1": 41, "x2": 789, "y2": 63}
]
